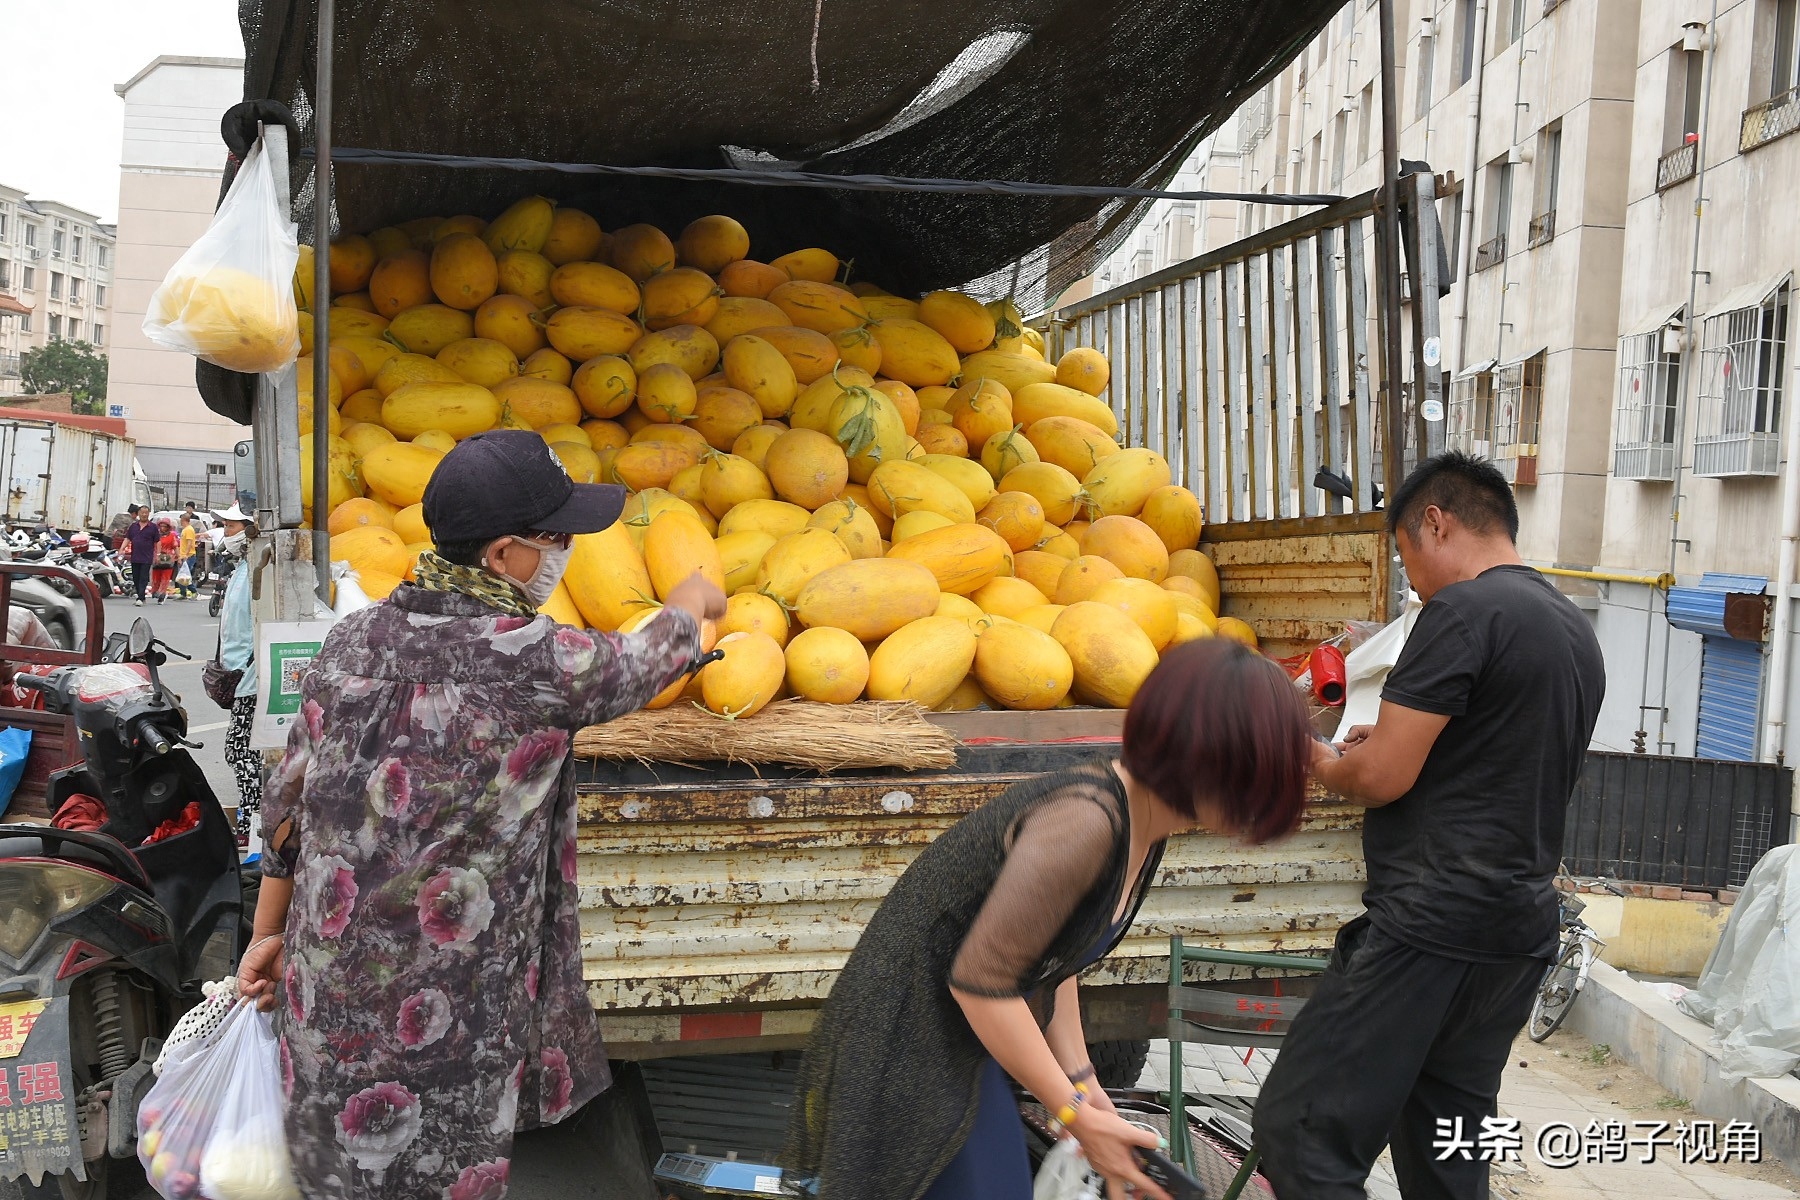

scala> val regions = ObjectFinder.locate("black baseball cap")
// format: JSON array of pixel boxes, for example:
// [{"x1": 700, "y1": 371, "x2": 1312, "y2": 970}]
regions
[{"x1": 422, "y1": 430, "x2": 626, "y2": 543}]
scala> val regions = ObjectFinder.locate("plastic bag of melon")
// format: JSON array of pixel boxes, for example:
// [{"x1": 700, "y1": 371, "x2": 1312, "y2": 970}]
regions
[{"x1": 143, "y1": 137, "x2": 301, "y2": 375}]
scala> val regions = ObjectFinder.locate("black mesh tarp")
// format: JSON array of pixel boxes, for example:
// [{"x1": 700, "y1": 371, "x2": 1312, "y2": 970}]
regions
[{"x1": 207, "y1": 0, "x2": 1340, "y2": 423}]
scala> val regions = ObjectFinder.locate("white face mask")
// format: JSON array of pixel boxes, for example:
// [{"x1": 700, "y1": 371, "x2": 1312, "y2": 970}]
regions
[
  {"x1": 493, "y1": 539, "x2": 572, "y2": 607},
  {"x1": 223, "y1": 531, "x2": 249, "y2": 557}
]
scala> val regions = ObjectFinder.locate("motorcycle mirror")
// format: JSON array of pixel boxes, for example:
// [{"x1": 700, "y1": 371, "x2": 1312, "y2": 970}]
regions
[{"x1": 128, "y1": 617, "x2": 154, "y2": 658}]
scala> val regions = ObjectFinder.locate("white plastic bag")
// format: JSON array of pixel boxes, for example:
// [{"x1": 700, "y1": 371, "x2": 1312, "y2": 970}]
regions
[
  {"x1": 1034, "y1": 1138, "x2": 1102, "y2": 1200},
  {"x1": 137, "y1": 1000, "x2": 299, "y2": 1200},
  {"x1": 1333, "y1": 591, "x2": 1424, "y2": 741},
  {"x1": 142, "y1": 140, "x2": 300, "y2": 374},
  {"x1": 1677, "y1": 844, "x2": 1800, "y2": 1080}
]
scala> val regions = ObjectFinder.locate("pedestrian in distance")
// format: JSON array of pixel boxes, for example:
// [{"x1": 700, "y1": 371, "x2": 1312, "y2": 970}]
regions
[
  {"x1": 150, "y1": 520, "x2": 179, "y2": 603},
  {"x1": 213, "y1": 505, "x2": 263, "y2": 840},
  {"x1": 783, "y1": 638, "x2": 1316, "y2": 1200},
  {"x1": 236, "y1": 430, "x2": 726, "y2": 1200},
  {"x1": 1254, "y1": 452, "x2": 1606, "y2": 1200},
  {"x1": 177, "y1": 513, "x2": 199, "y2": 599},
  {"x1": 123, "y1": 505, "x2": 158, "y2": 606}
]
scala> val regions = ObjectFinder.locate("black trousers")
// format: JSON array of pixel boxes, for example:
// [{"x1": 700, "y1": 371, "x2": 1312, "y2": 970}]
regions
[
  {"x1": 131, "y1": 561, "x2": 152, "y2": 601},
  {"x1": 1253, "y1": 916, "x2": 1546, "y2": 1200}
]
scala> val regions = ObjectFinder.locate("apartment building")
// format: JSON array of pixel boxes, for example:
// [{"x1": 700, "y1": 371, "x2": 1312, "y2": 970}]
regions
[
  {"x1": 0, "y1": 185, "x2": 117, "y2": 397},
  {"x1": 1089, "y1": 0, "x2": 1800, "y2": 767},
  {"x1": 108, "y1": 55, "x2": 248, "y2": 481}
]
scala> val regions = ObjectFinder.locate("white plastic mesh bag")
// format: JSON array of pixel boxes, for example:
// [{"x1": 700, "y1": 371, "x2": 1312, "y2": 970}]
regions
[{"x1": 153, "y1": 977, "x2": 240, "y2": 1075}]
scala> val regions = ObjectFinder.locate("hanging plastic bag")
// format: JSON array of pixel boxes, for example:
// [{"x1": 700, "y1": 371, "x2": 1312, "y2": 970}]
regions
[
  {"x1": 137, "y1": 999, "x2": 300, "y2": 1200},
  {"x1": 142, "y1": 139, "x2": 300, "y2": 374}
]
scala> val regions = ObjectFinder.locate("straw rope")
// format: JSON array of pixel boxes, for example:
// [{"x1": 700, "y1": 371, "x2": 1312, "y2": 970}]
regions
[{"x1": 572, "y1": 699, "x2": 960, "y2": 772}]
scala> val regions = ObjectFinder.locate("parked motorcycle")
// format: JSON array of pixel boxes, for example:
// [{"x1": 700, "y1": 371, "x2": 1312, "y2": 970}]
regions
[
  {"x1": 0, "y1": 616, "x2": 243, "y2": 1199},
  {"x1": 205, "y1": 554, "x2": 235, "y2": 620}
]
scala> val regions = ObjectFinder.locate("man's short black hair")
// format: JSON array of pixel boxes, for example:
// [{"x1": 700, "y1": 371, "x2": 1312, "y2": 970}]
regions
[
  {"x1": 432, "y1": 538, "x2": 489, "y2": 568},
  {"x1": 1386, "y1": 451, "x2": 1519, "y2": 542}
]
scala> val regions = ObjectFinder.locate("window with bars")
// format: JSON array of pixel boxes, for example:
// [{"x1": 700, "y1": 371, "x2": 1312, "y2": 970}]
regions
[
  {"x1": 1613, "y1": 321, "x2": 1683, "y2": 481},
  {"x1": 1493, "y1": 351, "x2": 1545, "y2": 484},
  {"x1": 1694, "y1": 282, "x2": 1788, "y2": 475},
  {"x1": 1448, "y1": 368, "x2": 1495, "y2": 458}
]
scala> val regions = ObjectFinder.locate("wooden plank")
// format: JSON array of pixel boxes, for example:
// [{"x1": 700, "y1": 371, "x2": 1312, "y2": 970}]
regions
[
  {"x1": 1269, "y1": 245, "x2": 1297, "y2": 520},
  {"x1": 926, "y1": 707, "x2": 1125, "y2": 742},
  {"x1": 1316, "y1": 225, "x2": 1346, "y2": 514},
  {"x1": 1244, "y1": 253, "x2": 1270, "y2": 520},
  {"x1": 1293, "y1": 234, "x2": 1323, "y2": 518},
  {"x1": 1203, "y1": 270, "x2": 1227, "y2": 520},
  {"x1": 1345, "y1": 217, "x2": 1377, "y2": 511}
]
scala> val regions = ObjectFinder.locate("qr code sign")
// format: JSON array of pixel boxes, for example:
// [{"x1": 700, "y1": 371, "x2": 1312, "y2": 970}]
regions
[{"x1": 280, "y1": 656, "x2": 313, "y2": 696}]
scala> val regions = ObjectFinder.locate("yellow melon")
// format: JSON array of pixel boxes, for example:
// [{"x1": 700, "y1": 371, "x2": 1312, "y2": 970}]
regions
[
  {"x1": 717, "y1": 531, "x2": 779, "y2": 594},
  {"x1": 496, "y1": 250, "x2": 556, "y2": 309},
  {"x1": 1014, "y1": 382, "x2": 1121, "y2": 437},
  {"x1": 381, "y1": 382, "x2": 501, "y2": 441},
  {"x1": 550, "y1": 261, "x2": 640, "y2": 314},
  {"x1": 718, "y1": 498, "x2": 813, "y2": 541},
  {"x1": 885, "y1": 523, "x2": 1011, "y2": 595},
  {"x1": 866, "y1": 460, "x2": 977, "y2": 525},
  {"x1": 719, "y1": 259, "x2": 791, "y2": 300},
  {"x1": 980, "y1": 427, "x2": 1040, "y2": 481},
  {"x1": 544, "y1": 307, "x2": 643, "y2": 361},
  {"x1": 755, "y1": 528, "x2": 853, "y2": 606},
  {"x1": 1054, "y1": 554, "x2": 1125, "y2": 605},
  {"x1": 677, "y1": 214, "x2": 751, "y2": 274},
  {"x1": 936, "y1": 592, "x2": 985, "y2": 626},
  {"x1": 490, "y1": 378, "x2": 580, "y2": 431},
  {"x1": 1052, "y1": 602, "x2": 1160, "y2": 708},
  {"x1": 751, "y1": 325, "x2": 840, "y2": 384},
  {"x1": 866, "y1": 616, "x2": 979, "y2": 707},
  {"x1": 584, "y1": 419, "x2": 631, "y2": 453},
  {"x1": 543, "y1": 207, "x2": 604, "y2": 266},
  {"x1": 411, "y1": 429, "x2": 457, "y2": 454},
  {"x1": 862, "y1": 294, "x2": 920, "y2": 322},
  {"x1": 331, "y1": 525, "x2": 409, "y2": 579},
  {"x1": 723, "y1": 335, "x2": 800, "y2": 419},
  {"x1": 643, "y1": 268, "x2": 724, "y2": 331},
  {"x1": 539, "y1": 581, "x2": 588, "y2": 628},
  {"x1": 436, "y1": 337, "x2": 519, "y2": 388},
  {"x1": 430, "y1": 232, "x2": 499, "y2": 310},
  {"x1": 691, "y1": 387, "x2": 764, "y2": 451},
  {"x1": 565, "y1": 521, "x2": 657, "y2": 631},
  {"x1": 328, "y1": 235, "x2": 377, "y2": 294},
  {"x1": 358, "y1": 441, "x2": 445, "y2": 511},
  {"x1": 1016, "y1": 604, "x2": 1066, "y2": 634},
  {"x1": 977, "y1": 491, "x2": 1047, "y2": 553},
  {"x1": 1082, "y1": 448, "x2": 1171, "y2": 518},
  {"x1": 341, "y1": 421, "x2": 398, "y2": 458},
  {"x1": 795, "y1": 558, "x2": 941, "y2": 641},
  {"x1": 766, "y1": 428, "x2": 850, "y2": 510},
  {"x1": 918, "y1": 290, "x2": 997, "y2": 354},
  {"x1": 975, "y1": 621, "x2": 1074, "y2": 710},
  {"x1": 1141, "y1": 485, "x2": 1204, "y2": 553},
  {"x1": 629, "y1": 324, "x2": 721, "y2": 380},
  {"x1": 699, "y1": 452, "x2": 776, "y2": 519},
  {"x1": 789, "y1": 367, "x2": 876, "y2": 433},
  {"x1": 871, "y1": 318, "x2": 960, "y2": 387},
  {"x1": 1215, "y1": 617, "x2": 1259, "y2": 649},
  {"x1": 784, "y1": 627, "x2": 871, "y2": 704},
  {"x1": 892, "y1": 510, "x2": 956, "y2": 542},
  {"x1": 1088, "y1": 577, "x2": 1179, "y2": 651},
  {"x1": 719, "y1": 590, "x2": 790, "y2": 646},
  {"x1": 1027, "y1": 416, "x2": 1120, "y2": 479},
  {"x1": 300, "y1": 434, "x2": 361, "y2": 512},
  {"x1": 832, "y1": 326, "x2": 883, "y2": 376},
  {"x1": 386, "y1": 305, "x2": 475, "y2": 356},
  {"x1": 971, "y1": 576, "x2": 1050, "y2": 621},
  {"x1": 474, "y1": 294, "x2": 548, "y2": 359},
  {"x1": 731, "y1": 424, "x2": 786, "y2": 472},
  {"x1": 806, "y1": 497, "x2": 884, "y2": 559},
  {"x1": 551, "y1": 441, "x2": 602, "y2": 482},
  {"x1": 827, "y1": 382, "x2": 908, "y2": 484},
  {"x1": 915, "y1": 424, "x2": 969, "y2": 457},
  {"x1": 392, "y1": 503, "x2": 431, "y2": 545},
  {"x1": 635, "y1": 363, "x2": 700, "y2": 424},
  {"x1": 706, "y1": 297, "x2": 789, "y2": 346},
  {"x1": 769, "y1": 247, "x2": 839, "y2": 283},
  {"x1": 1056, "y1": 347, "x2": 1111, "y2": 396},
  {"x1": 369, "y1": 250, "x2": 433, "y2": 318},
  {"x1": 1170, "y1": 611, "x2": 1214, "y2": 646},
  {"x1": 700, "y1": 631, "x2": 785, "y2": 717},
  {"x1": 769, "y1": 280, "x2": 869, "y2": 336},
  {"x1": 572, "y1": 355, "x2": 636, "y2": 419},
  {"x1": 327, "y1": 497, "x2": 396, "y2": 537},
  {"x1": 1081, "y1": 515, "x2": 1170, "y2": 581},
  {"x1": 998, "y1": 461, "x2": 1086, "y2": 527},
  {"x1": 1012, "y1": 550, "x2": 1069, "y2": 598},
  {"x1": 611, "y1": 224, "x2": 677, "y2": 282},
  {"x1": 958, "y1": 349, "x2": 1056, "y2": 396},
  {"x1": 643, "y1": 510, "x2": 725, "y2": 599},
  {"x1": 1037, "y1": 530, "x2": 1082, "y2": 560},
  {"x1": 610, "y1": 441, "x2": 704, "y2": 492}
]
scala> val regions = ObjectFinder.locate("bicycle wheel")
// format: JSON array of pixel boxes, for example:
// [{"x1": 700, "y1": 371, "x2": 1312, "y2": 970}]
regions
[{"x1": 1528, "y1": 939, "x2": 1586, "y2": 1041}]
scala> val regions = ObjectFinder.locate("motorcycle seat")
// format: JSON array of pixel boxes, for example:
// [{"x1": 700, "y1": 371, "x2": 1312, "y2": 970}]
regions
[{"x1": 0, "y1": 825, "x2": 154, "y2": 894}]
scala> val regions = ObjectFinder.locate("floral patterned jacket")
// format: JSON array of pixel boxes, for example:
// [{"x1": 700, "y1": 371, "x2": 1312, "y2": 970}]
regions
[{"x1": 261, "y1": 585, "x2": 700, "y2": 1200}]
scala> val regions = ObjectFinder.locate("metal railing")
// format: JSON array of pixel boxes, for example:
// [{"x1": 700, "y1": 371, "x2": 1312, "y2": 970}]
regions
[
  {"x1": 1239, "y1": 86, "x2": 1273, "y2": 155},
  {"x1": 1049, "y1": 177, "x2": 1444, "y2": 527},
  {"x1": 1656, "y1": 141, "x2": 1698, "y2": 190},
  {"x1": 1528, "y1": 210, "x2": 1556, "y2": 247},
  {"x1": 0, "y1": 355, "x2": 18, "y2": 381},
  {"x1": 1742, "y1": 87, "x2": 1800, "y2": 153},
  {"x1": 1473, "y1": 234, "x2": 1507, "y2": 272}
]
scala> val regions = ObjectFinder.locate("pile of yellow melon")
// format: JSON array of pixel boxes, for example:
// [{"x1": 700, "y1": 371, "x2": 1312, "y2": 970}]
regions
[{"x1": 300, "y1": 197, "x2": 1255, "y2": 713}]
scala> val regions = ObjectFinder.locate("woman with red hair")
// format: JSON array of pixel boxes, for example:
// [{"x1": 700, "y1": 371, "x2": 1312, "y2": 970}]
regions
[{"x1": 783, "y1": 639, "x2": 1314, "y2": 1200}]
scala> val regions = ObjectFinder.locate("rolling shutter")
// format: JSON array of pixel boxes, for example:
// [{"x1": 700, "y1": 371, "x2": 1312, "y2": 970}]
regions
[{"x1": 1695, "y1": 635, "x2": 1764, "y2": 761}]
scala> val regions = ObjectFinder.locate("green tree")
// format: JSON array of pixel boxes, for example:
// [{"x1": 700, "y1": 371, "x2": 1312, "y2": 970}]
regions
[{"x1": 20, "y1": 340, "x2": 109, "y2": 416}]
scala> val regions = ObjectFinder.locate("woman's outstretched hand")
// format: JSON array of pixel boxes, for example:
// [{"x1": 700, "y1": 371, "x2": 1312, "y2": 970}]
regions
[{"x1": 1072, "y1": 1106, "x2": 1169, "y2": 1200}]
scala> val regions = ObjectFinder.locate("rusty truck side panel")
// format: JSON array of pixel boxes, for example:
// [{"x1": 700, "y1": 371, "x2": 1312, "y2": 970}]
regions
[{"x1": 575, "y1": 760, "x2": 1365, "y2": 1058}]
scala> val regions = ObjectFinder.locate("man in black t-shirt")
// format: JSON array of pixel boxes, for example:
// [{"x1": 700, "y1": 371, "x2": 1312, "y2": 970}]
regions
[{"x1": 1255, "y1": 452, "x2": 1605, "y2": 1200}]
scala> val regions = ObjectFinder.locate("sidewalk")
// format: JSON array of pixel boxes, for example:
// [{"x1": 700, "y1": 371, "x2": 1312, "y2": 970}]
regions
[{"x1": 1141, "y1": 1028, "x2": 1800, "y2": 1200}]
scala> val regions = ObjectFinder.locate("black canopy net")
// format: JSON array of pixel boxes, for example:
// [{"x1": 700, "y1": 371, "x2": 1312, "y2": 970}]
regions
[{"x1": 204, "y1": 0, "x2": 1342, "y2": 423}]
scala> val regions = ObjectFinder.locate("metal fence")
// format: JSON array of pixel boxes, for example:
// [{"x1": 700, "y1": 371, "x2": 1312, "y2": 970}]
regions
[
  {"x1": 146, "y1": 474, "x2": 238, "y2": 512},
  {"x1": 1563, "y1": 751, "x2": 1794, "y2": 890},
  {"x1": 1048, "y1": 177, "x2": 1445, "y2": 527}
]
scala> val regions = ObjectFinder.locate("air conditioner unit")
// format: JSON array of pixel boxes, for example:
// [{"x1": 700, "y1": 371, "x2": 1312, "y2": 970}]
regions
[{"x1": 26, "y1": 248, "x2": 41, "y2": 261}]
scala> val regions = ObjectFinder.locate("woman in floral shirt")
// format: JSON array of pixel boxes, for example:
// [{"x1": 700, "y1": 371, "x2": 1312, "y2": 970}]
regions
[{"x1": 238, "y1": 431, "x2": 725, "y2": 1199}]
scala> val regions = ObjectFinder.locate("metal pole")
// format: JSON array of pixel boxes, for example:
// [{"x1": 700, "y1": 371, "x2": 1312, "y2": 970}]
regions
[
  {"x1": 1376, "y1": 0, "x2": 1408, "y2": 505},
  {"x1": 310, "y1": 0, "x2": 335, "y2": 603}
]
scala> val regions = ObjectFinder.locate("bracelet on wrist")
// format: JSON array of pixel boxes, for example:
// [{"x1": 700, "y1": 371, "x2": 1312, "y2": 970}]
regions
[
  {"x1": 1054, "y1": 1080, "x2": 1092, "y2": 1128},
  {"x1": 1067, "y1": 1063, "x2": 1097, "y2": 1084}
]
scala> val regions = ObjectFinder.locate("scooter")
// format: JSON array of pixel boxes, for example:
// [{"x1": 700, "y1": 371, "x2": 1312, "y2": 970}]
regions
[
  {"x1": 205, "y1": 554, "x2": 235, "y2": 620},
  {"x1": 0, "y1": 616, "x2": 242, "y2": 1198}
]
